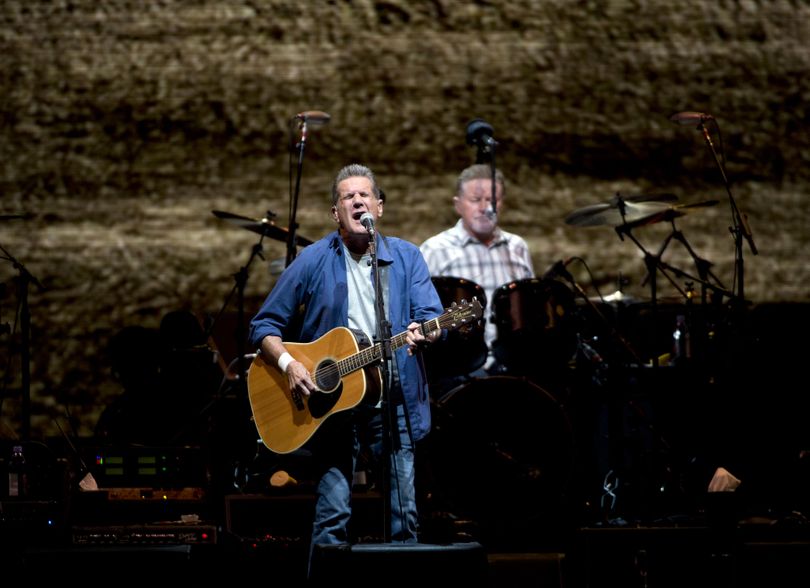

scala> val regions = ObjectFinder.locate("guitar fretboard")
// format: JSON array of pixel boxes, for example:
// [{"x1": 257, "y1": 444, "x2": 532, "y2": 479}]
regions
[{"x1": 334, "y1": 306, "x2": 475, "y2": 378}]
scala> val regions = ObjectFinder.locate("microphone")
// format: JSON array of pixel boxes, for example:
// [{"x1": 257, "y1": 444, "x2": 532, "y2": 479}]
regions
[
  {"x1": 360, "y1": 212, "x2": 375, "y2": 235},
  {"x1": 295, "y1": 110, "x2": 331, "y2": 125},
  {"x1": 669, "y1": 111, "x2": 714, "y2": 126},
  {"x1": 542, "y1": 258, "x2": 575, "y2": 283},
  {"x1": 465, "y1": 118, "x2": 498, "y2": 147}
]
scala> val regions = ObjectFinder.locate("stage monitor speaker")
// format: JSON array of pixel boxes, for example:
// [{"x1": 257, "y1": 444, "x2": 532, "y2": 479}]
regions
[{"x1": 310, "y1": 541, "x2": 488, "y2": 586}]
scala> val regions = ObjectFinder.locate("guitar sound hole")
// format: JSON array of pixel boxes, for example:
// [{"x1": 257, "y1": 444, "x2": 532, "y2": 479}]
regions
[{"x1": 315, "y1": 358, "x2": 340, "y2": 391}]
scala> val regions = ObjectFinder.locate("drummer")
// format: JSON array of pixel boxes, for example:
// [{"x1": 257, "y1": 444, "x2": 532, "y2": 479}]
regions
[{"x1": 420, "y1": 163, "x2": 535, "y2": 376}]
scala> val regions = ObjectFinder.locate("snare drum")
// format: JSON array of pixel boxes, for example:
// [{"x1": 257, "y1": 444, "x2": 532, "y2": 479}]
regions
[
  {"x1": 491, "y1": 277, "x2": 578, "y2": 373},
  {"x1": 423, "y1": 276, "x2": 488, "y2": 381}
]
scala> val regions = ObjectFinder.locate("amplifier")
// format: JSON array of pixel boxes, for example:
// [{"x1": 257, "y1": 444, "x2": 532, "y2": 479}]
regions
[
  {"x1": 72, "y1": 522, "x2": 217, "y2": 546},
  {"x1": 85, "y1": 446, "x2": 208, "y2": 488},
  {"x1": 71, "y1": 486, "x2": 212, "y2": 525},
  {"x1": 96, "y1": 487, "x2": 207, "y2": 501}
]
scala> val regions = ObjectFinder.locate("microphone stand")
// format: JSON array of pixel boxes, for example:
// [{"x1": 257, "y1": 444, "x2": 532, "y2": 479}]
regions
[
  {"x1": 0, "y1": 245, "x2": 42, "y2": 443},
  {"x1": 286, "y1": 118, "x2": 307, "y2": 268},
  {"x1": 474, "y1": 134, "x2": 499, "y2": 220},
  {"x1": 367, "y1": 229, "x2": 395, "y2": 542},
  {"x1": 487, "y1": 143, "x2": 498, "y2": 219},
  {"x1": 204, "y1": 231, "x2": 266, "y2": 385},
  {"x1": 697, "y1": 119, "x2": 757, "y2": 307}
]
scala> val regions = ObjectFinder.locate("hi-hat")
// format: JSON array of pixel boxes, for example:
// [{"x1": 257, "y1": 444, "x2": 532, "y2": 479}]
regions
[
  {"x1": 565, "y1": 193, "x2": 678, "y2": 227},
  {"x1": 212, "y1": 210, "x2": 314, "y2": 247}
]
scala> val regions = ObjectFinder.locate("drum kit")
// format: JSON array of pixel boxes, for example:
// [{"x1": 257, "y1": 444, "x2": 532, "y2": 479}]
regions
[
  {"x1": 424, "y1": 191, "x2": 731, "y2": 383},
  {"x1": 416, "y1": 191, "x2": 739, "y2": 540}
]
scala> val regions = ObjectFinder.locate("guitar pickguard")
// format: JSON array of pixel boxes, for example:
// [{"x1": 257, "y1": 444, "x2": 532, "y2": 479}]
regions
[{"x1": 308, "y1": 382, "x2": 343, "y2": 418}]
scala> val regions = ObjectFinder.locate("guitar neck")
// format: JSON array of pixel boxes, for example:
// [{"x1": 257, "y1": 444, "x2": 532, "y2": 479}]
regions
[{"x1": 335, "y1": 315, "x2": 445, "y2": 378}]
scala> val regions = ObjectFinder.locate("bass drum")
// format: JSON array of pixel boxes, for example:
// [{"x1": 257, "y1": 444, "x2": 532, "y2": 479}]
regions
[
  {"x1": 491, "y1": 277, "x2": 578, "y2": 375},
  {"x1": 423, "y1": 276, "x2": 488, "y2": 382},
  {"x1": 424, "y1": 376, "x2": 574, "y2": 547}
]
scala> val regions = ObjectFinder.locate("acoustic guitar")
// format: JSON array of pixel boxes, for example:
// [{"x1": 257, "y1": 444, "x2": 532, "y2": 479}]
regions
[{"x1": 247, "y1": 298, "x2": 483, "y2": 454}]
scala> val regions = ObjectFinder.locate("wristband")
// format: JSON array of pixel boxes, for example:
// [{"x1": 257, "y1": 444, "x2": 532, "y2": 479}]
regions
[{"x1": 277, "y1": 352, "x2": 294, "y2": 373}]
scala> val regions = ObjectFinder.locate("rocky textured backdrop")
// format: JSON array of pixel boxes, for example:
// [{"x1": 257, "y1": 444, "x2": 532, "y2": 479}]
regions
[{"x1": 0, "y1": 0, "x2": 808, "y2": 439}]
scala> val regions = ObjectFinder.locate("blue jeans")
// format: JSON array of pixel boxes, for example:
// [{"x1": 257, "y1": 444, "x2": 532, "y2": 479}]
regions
[{"x1": 308, "y1": 402, "x2": 418, "y2": 574}]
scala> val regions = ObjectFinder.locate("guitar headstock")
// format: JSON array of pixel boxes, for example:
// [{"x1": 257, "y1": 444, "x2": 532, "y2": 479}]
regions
[{"x1": 443, "y1": 296, "x2": 484, "y2": 329}]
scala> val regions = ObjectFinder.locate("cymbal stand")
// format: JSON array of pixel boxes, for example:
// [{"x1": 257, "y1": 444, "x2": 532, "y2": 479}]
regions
[
  {"x1": 616, "y1": 221, "x2": 737, "y2": 366},
  {"x1": 613, "y1": 223, "x2": 678, "y2": 366},
  {"x1": 642, "y1": 220, "x2": 735, "y2": 306}
]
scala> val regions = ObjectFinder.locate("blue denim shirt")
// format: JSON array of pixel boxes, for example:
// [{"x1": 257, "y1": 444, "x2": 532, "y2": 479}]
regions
[{"x1": 248, "y1": 231, "x2": 444, "y2": 441}]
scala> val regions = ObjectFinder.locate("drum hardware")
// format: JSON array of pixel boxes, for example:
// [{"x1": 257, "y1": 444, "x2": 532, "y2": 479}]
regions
[
  {"x1": 621, "y1": 210, "x2": 737, "y2": 363},
  {"x1": 566, "y1": 193, "x2": 737, "y2": 364},
  {"x1": 550, "y1": 257, "x2": 644, "y2": 367}
]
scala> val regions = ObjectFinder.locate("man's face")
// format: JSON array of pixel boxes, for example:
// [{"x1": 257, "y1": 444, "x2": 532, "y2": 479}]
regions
[
  {"x1": 331, "y1": 176, "x2": 382, "y2": 235},
  {"x1": 454, "y1": 177, "x2": 502, "y2": 241}
]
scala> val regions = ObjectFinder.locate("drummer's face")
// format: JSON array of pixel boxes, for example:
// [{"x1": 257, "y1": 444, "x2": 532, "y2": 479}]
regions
[{"x1": 455, "y1": 178, "x2": 502, "y2": 242}]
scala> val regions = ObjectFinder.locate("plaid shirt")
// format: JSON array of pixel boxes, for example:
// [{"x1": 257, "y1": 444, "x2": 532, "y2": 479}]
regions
[{"x1": 420, "y1": 219, "x2": 534, "y2": 352}]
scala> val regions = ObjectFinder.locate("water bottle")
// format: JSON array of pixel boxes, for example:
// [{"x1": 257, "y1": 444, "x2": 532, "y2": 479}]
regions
[{"x1": 7, "y1": 444, "x2": 27, "y2": 498}]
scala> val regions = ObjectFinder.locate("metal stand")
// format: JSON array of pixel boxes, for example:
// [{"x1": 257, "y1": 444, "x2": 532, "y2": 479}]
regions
[
  {"x1": 0, "y1": 244, "x2": 42, "y2": 442},
  {"x1": 285, "y1": 117, "x2": 308, "y2": 268},
  {"x1": 367, "y1": 229, "x2": 396, "y2": 542},
  {"x1": 204, "y1": 231, "x2": 266, "y2": 381},
  {"x1": 697, "y1": 119, "x2": 757, "y2": 307}
]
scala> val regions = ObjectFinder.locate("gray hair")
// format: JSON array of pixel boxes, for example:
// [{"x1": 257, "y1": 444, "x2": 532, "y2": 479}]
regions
[
  {"x1": 331, "y1": 163, "x2": 381, "y2": 205},
  {"x1": 455, "y1": 164, "x2": 506, "y2": 197}
]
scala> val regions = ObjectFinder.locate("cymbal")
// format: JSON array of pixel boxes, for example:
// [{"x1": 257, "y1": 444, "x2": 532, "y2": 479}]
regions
[
  {"x1": 565, "y1": 193, "x2": 678, "y2": 227},
  {"x1": 622, "y1": 199, "x2": 720, "y2": 229},
  {"x1": 212, "y1": 210, "x2": 314, "y2": 247}
]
